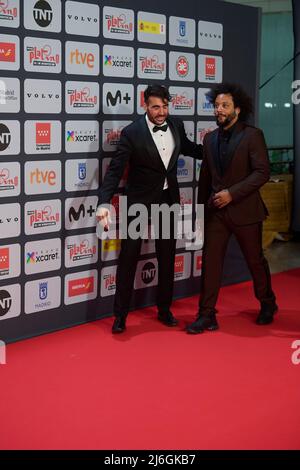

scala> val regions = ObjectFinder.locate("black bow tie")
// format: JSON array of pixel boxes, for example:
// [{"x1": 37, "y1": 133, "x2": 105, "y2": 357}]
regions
[{"x1": 153, "y1": 124, "x2": 168, "y2": 133}]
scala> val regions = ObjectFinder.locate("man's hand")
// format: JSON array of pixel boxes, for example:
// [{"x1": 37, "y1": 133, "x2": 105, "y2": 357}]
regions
[
  {"x1": 96, "y1": 207, "x2": 111, "y2": 231},
  {"x1": 213, "y1": 189, "x2": 233, "y2": 209}
]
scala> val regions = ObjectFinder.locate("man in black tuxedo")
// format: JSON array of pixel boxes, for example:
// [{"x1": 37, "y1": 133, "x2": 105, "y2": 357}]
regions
[
  {"x1": 97, "y1": 85, "x2": 202, "y2": 333},
  {"x1": 186, "y1": 83, "x2": 277, "y2": 334}
]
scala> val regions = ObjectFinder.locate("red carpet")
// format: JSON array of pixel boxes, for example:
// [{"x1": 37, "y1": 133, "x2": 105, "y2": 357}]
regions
[{"x1": 1, "y1": 269, "x2": 300, "y2": 450}]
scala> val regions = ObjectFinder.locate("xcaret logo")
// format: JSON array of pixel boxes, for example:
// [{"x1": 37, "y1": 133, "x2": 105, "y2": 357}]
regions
[
  {"x1": 0, "y1": 289, "x2": 12, "y2": 316},
  {"x1": 26, "y1": 248, "x2": 59, "y2": 265},
  {"x1": 33, "y1": 0, "x2": 53, "y2": 27}
]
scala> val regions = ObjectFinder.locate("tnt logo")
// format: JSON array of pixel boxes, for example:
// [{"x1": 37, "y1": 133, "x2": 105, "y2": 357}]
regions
[{"x1": 0, "y1": 340, "x2": 6, "y2": 365}]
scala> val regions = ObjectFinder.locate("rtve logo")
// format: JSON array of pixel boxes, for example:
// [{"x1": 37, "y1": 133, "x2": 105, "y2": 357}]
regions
[
  {"x1": 70, "y1": 48, "x2": 94, "y2": 68},
  {"x1": 30, "y1": 167, "x2": 56, "y2": 186}
]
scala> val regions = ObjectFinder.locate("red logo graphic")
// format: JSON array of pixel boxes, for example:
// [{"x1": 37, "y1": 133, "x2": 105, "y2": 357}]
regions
[
  {"x1": 36, "y1": 123, "x2": 51, "y2": 145},
  {"x1": 176, "y1": 56, "x2": 189, "y2": 77},
  {"x1": 0, "y1": 247, "x2": 9, "y2": 271},
  {"x1": 140, "y1": 90, "x2": 145, "y2": 107},
  {"x1": 205, "y1": 57, "x2": 216, "y2": 80},
  {"x1": 68, "y1": 276, "x2": 94, "y2": 297},
  {"x1": 175, "y1": 255, "x2": 184, "y2": 273},
  {"x1": 196, "y1": 255, "x2": 202, "y2": 271},
  {"x1": 0, "y1": 42, "x2": 16, "y2": 63}
]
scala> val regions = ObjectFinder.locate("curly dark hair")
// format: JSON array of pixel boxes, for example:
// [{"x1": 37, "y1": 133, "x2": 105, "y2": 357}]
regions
[
  {"x1": 206, "y1": 83, "x2": 253, "y2": 122},
  {"x1": 144, "y1": 84, "x2": 172, "y2": 103}
]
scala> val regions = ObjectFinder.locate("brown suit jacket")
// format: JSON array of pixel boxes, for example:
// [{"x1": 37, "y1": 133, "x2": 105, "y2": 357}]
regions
[{"x1": 198, "y1": 121, "x2": 270, "y2": 226}]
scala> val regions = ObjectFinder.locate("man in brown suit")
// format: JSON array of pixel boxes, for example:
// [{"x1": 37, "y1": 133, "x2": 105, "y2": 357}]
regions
[{"x1": 187, "y1": 83, "x2": 277, "y2": 334}]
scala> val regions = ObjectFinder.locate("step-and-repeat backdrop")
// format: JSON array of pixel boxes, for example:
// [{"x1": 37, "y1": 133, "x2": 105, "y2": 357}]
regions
[{"x1": 0, "y1": 0, "x2": 260, "y2": 342}]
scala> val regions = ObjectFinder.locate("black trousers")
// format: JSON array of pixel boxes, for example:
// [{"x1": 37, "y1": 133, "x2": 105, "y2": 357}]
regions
[
  {"x1": 114, "y1": 190, "x2": 177, "y2": 317},
  {"x1": 199, "y1": 210, "x2": 276, "y2": 314}
]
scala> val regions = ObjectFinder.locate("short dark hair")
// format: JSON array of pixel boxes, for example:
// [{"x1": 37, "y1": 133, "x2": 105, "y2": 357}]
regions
[
  {"x1": 144, "y1": 84, "x2": 171, "y2": 103},
  {"x1": 206, "y1": 83, "x2": 253, "y2": 122}
]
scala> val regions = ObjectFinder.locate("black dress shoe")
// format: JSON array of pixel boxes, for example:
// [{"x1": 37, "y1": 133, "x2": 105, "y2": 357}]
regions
[
  {"x1": 256, "y1": 303, "x2": 278, "y2": 325},
  {"x1": 157, "y1": 310, "x2": 179, "y2": 327},
  {"x1": 112, "y1": 315, "x2": 127, "y2": 334},
  {"x1": 186, "y1": 313, "x2": 219, "y2": 334}
]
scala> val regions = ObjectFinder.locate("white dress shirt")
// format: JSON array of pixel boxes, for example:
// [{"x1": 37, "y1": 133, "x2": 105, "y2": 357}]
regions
[{"x1": 145, "y1": 114, "x2": 175, "y2": 189}]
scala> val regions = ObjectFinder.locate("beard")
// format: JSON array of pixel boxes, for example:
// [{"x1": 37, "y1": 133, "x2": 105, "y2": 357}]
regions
[{"x1": 216, "y1": 111, "x2": 237, "y2": 127}]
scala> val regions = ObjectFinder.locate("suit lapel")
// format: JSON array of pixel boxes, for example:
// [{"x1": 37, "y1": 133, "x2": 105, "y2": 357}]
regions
[
  {"x1": 222, "y1": 122, "x2": 245, "y2": 173},
  {"x1": 209, "y1": 122, "x2": 245, "y2": 176},
  {"x1": 140, "y1": 116, "x2": 166, "y2": 171},
  {"x1": 166, "y1": 118, "x2": 180, "y2": 171}
]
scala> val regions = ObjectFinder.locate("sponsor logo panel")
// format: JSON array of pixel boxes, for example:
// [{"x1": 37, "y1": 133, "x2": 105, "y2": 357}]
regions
[
  {"x1": 103, "y1": 6, "x2": 134, "y2": 41},
  {"x1": 66, "y1": 41, "x2": 99, "y2": 76},
  {"x1": 0, "y1": 0, "x2": 20, "y2": 29},
  {"x1": 65, "y1": 120, "x2": 99, "y2": 153},
  {"x1": 0, "y1": 202, "x2": 20, "y2": 239},
  {"x1": 0, "y1": 120, "x2": 20, "y2": 155},
  {"x1": 100, "y1": 265, "x2": 117, "y2": 297},
  {"x1": 65, "y1": 1, "x2": 100, "y2": 37},
  {"x1": 197, "y1": 88, "x2": 214, "y2": 116},
  {"x1": 169, "y1": 16, "x2": 195, "y2": 48},
  {"x1": 24, "y1": 120, "x2": 61, "y2": 154},
  {"x1": 136, "y1": 84, "x2": 147, "y2": 115},
  {"x1": 24, "y1": 36, "x2": 61, "y2": 73},
  {"x1": 25, "y1": 238, "x2": 61, "y2": 275},
  {"x1": 0, "y1": 162, "x2": 20, "y2": 197},
  {"x1": 25, "y1": 276, "x2": 61, "y2": 314},
  {"x1": 65, "y1": 158, "x2": 99, "y2": 192},
  {"x1": 25, "y1": 199, "x2": 61, "y2": 235},
  {"x1": 196, "y1": 121, "x2": 217, "y2": 145},
  {"x1": 193, "y1": 250, "x2": 203, "y2": 277},
  {"x1": 198, "y1": 21, "x2": 223, "y2": 51},
  {"x1": 24, "y1": 0, "x2": 61, "y2": 33},
  {"x1": 137, "y1": 48, "x2": 166, "y2": 80},
  {"x1": 177, "y1": 156, "x2": 194, "y2": 182},
  {"x1": 0, "y1": 34, "x2": 19, "y2": 70},
  {"x1": 0, "y1": 283, "x2": 21, "y2": 320},
  {"x1": 0, "y1": 243, "x2": 20, "y2": 280},
  {"x1": 169, "y1": 86, "x2": 195, "y2": 115},
  {"x1": 0, "y1": 77, "x2": 20, "y2": 112},
  {"x1": 64, "y1": 269, "x2": 98, "y2": 305},
  {"x1": 65, "y1": 81, "x2": 99, "y2": 114},
  {"x1": 65, "y1": 195, "x2": 98, "y2": 230},
  {"x1": 24, "y1": 79, "x2": 62, "y2": 113},
  {"x1": 169, "y1": 51, "x2": 195, "y2": 82},
  {"x1": 183, "y1": 121, "x2": 195, "y2": 142},
  {"x1": 25, "y1": 160, "x2": 61, "y2": 195},
  {"x1": 198, "y1": 55, "x2": 223, "y2": 83},
  {"x1": 103, "y1": 44, "x2": 134, "y2": 78},
  {"x1": 134, "y1": 258, "x2": 158, "y2": 290},
  {"x1": 102, "y1": 120, "x2": 132, "y2": 152},
  {"x1": 101, "y1": 238, "x2": 121, "y2": 262},
  {"x1": 102, "y1": 83, "x2": 134, "y2": 115},
  {"x1": 137, "y1": 11, "x2": 166, "y2": 44},
  {"x1": 174, "y1": 252, "x2": 191, "y2": 281},
  {"x1": 65, "y1": 233, "x2": 98, "y2": 268}
]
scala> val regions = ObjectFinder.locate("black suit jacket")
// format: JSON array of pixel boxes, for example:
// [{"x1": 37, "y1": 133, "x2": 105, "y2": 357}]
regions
[
  {"x1": 98, "y1": 115, "x2": 202, "y2": 207},
  {"x1": 198, "y1": 121, "x2": 270, "y2": 225}
]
